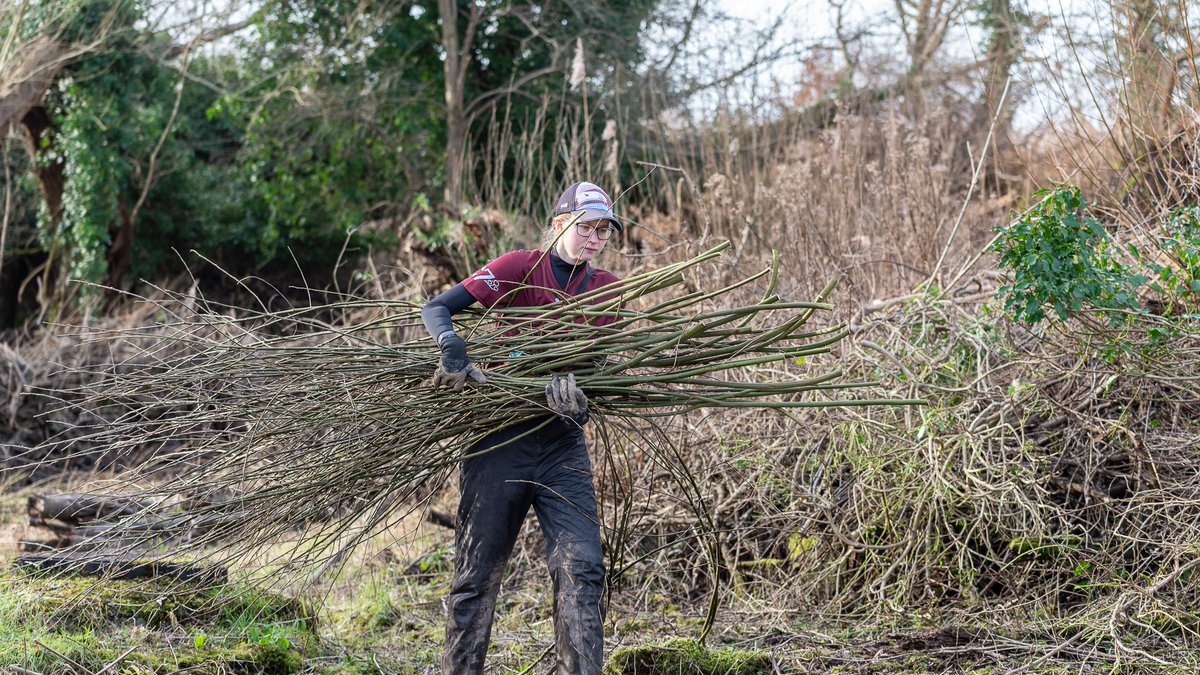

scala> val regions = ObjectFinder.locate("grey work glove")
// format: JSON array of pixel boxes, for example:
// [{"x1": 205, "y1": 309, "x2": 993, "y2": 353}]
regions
[
  {"x1": 546, "y1": 373, "x2": 589, "y2": 426},
  {"x1": 432, "y1": 333, "x2": 487, "y2": 393}
]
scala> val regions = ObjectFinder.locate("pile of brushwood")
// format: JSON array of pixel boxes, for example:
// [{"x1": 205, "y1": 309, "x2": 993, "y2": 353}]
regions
[
  {"x1": 642, "y1": 275, "x2": 1200, "y2": 668},
  {"x1": 1, "y1": 300, "x2": 187, "y2": 481},
  {"x1": 18, "y1": 244, "x2": 919, "y2": 590}
]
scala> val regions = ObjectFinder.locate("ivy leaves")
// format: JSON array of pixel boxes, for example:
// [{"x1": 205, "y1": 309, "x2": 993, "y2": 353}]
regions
[
  {"x1": 991, "y1": 182, "x2": 1200, "y2": 352},
  {"x1": 990, "y1": 185, "x2": 1146, "y2": 325},
  {"x1": 55, "y1": 79, "x2": 125, "y2": 297}
]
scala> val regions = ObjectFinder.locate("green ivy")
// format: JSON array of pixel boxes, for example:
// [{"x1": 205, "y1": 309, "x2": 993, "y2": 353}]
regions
[
  {"x1": 32, "y1": 0, "x2": 150, "y2": 304},
  {"x1": 1153, "y1": 205, "x2": 1200, "y2": 306},
  {"x1": 990, "y1": 185, "x2": 1146, "y2": 324},
  {"x1": 54, "y1": 82, "x2": 124, "y2": 297}
]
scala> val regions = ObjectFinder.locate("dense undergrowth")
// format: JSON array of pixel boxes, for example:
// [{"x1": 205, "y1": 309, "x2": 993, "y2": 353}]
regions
[
  {"x1": 579, "y1": 270, "x2": 1200, "y2": 665},
  {"x1": 6, "y1": 157, "x2": 1200, "y2": 673}
]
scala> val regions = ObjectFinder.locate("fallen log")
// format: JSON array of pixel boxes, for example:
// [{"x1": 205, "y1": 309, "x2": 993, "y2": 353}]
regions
[
  {"x1": 426, "y1": 508, "x2": 456, "y2": 530},
  {"x1": 18, "y1": 537, "x2": 74, "y2": 552},
  {"x1": 25, "y1": 494, "x2": 255, "y2": 558},
  {"x1": 16, "y1": 554, "x2": 228, "y2": 584},
  {"x1": 31, "y1": 493, "x2": 153, "y2": 524}
]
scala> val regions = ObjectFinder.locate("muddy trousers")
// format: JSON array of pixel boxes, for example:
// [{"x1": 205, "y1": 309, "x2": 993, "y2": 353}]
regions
[{"x1": 442, "y1": 417, "x2": 605, "y2": 675}]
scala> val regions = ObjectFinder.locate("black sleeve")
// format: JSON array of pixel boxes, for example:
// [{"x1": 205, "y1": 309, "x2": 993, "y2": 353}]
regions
[{"x1": 422, "y1": 283, "x2": 478, "y2": 345}]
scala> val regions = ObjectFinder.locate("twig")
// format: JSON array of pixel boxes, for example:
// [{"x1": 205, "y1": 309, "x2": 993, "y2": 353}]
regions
[
  {"x1": 927, "y1": 76, "x2": 1010, "y2": 285},
  {"x1": 32, "y1": 640, "x2": 87, "y2": 675},
  {"x1": 94, "y1": 646, "x2": 138, "y2": 675}
]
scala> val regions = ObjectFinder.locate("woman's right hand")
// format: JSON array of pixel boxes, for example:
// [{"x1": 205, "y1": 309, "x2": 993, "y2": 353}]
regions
[
  {"x1": 546, "y1": 373, "x2": 589, "y2": 426},
  {"x1": 432, "y1": 333, "x2": 487, "y2": 392}
]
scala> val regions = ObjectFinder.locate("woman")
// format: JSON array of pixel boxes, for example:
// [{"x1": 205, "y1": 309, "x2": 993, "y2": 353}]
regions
[{"x1": 421, "y1": 180, "x2": 623, "y2": 675}]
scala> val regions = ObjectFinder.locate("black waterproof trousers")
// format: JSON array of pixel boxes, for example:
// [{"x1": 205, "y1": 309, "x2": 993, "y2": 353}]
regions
[{"x1": 442, "y1": 416, "x2": 605, "y2": 675}]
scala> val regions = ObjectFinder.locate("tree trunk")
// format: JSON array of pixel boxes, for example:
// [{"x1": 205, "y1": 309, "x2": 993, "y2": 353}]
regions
[
  {"x1": 19, "y1": 106, "x2": 65, "y2": 307},
  {"x1": 0, "y1": 38, "x2": 70, "y2": 141},
  {"x1": 445, "y1": 91, "x2": 466, "y2": 216},
  {"x1": 895, "y1": 0, "x2": 959, "y2": 105},
  {"x1": 971, "y1": 0, "x2": 1020, "y2": 192},
  {"x1": 20, "y1": 106, "x2": 63, "y2": 223},
  {"x1": 106, "y1": 195, "x2": 133, "y2": 292},
  {"x1": 438, "y1": 0, "x2": 481, "y2": 219}
]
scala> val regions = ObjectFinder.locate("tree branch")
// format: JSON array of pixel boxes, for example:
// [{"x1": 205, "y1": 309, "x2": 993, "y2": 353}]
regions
[
  {"x1": 160, "y1": 13, "x2": 261, "y2": 60},
  {"x1": 660, "y1": 0, "x2": 705, "y2": 72},
  {"x1": 0, "y1": 37, "x2": 74, "y2": 141},
  {"x1": 464, "y1": 59, "x2": 562, "y2": 120}
]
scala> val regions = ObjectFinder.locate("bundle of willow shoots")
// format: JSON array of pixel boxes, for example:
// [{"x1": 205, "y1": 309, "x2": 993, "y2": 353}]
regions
[{"x1": 37, "y1": 243, "x2": 921, "y2": 570}]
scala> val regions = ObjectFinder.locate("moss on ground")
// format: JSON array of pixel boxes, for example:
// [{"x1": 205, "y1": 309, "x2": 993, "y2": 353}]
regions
[
  {"x1": 0, "y1": 565, "x2": 314, "y2": 674},
  {"x1": 0, "y1": 566, "x2": 312, "y2": 631},
  {"x1": 607, "y1": 638, "x2": 772, "y2": 675},
  {"x1": 2, "y1": 628, "x2": 306, "y2": 674},
  {"x1": 8, "y1": 559, "x2": 1188, "y2": 673}
]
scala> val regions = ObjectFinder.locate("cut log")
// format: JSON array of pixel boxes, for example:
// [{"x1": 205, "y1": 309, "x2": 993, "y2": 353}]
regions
[
  {"x1": 26, "y1": 495, "x2": 256, "y2": 560},
  {"x1": 18, "y1": 538, "x2": 72, "y2": 552},
  {"x1": 32, "y1": 494, "x2": 153, "y2": 524},
  {"x1": 17, "y1": 536, "x2": 106, "y2": 553},
  {"x1": 426, "y1": 508, "x2": 456, "y2": 530},
  {"x1": 17, "y1": 554, "x2": 228, "y2": 584}
]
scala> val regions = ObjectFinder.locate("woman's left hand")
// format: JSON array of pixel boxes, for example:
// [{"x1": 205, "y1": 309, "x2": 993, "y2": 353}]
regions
[{"x1": 546, "y1": 373, "x2": 589, "y2": 426}]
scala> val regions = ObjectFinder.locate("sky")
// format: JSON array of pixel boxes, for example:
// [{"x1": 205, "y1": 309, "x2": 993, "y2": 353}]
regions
[
  {"x1": 699, "y1": 0, "x2": 903, "y2": 111},
  {"x1": 715, "y1": 0, "x2": 888, "y2": 39},
  {"x1": 708, "y1": 0, "x2": 1106, "y2": 130}
]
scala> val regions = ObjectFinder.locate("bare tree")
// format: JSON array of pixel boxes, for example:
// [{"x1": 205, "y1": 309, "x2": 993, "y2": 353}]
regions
[
  {"x1": 0, "y1": 4, "x2": 119, "y2": 228},
  {"x1": 1103, "y1": 0, "x2": 1198, "y2": 205},
  {"x1": 972, "y1": 0, "x2": 1020, "y2": 133},
  {"x1": 1116, "y1": 0, "x2": 1195, "y2": 141},
  {"x1": 893, "y1": 0, "x2": 968, "y2": 96},
  {"x1": 437, "y1": 1, "x2": 564, "y2": 217},
  {"x1": 438, "y1": 0, "x2": 482, "y2": 218}
]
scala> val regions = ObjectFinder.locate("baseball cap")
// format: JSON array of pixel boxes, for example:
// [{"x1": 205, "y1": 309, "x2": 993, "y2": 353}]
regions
[{"x1": 553, "y1": 181, "x2": 623, "y2": 232}]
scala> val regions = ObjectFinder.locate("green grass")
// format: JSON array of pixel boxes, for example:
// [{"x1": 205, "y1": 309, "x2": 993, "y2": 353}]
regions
[{"x1": 0, "y1": 566, "x2": 313, "y2": 674}]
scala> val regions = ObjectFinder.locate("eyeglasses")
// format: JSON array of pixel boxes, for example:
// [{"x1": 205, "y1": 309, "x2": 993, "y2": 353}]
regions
[{"x1": 575, "y1": 221, "x2": 616, "y2": 240}]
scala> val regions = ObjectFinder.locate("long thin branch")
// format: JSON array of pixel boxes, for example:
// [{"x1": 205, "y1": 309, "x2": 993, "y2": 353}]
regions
[
  {"x1": 659, "y1": 0, "x2": 705, "y2": 72},
  {"x1": 465, "y1": 60, "x2": 562, "y2": 120},
  {"x1": 128, "y1": 54, "x2": 189, "y2": 229},
  {"x1": 927, "y1": 76, "x2": 1011, "y2": 284},
  {"x1": 160, "y1": 13, "x2": 261, "y2": 60}
]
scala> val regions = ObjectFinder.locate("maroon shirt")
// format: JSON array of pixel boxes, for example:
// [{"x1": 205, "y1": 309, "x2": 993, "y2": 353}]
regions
[{"x1": 462, "y1": 250, "x2": 621, "y2": 329}]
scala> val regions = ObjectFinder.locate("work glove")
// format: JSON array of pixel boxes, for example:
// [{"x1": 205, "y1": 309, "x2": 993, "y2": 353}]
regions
[
  {"x1": 432, "y1": 333, "x2": 487, "y2": 393},
  {"x1": 546, "y1": 373, "x2": 589, "y2": 426}
]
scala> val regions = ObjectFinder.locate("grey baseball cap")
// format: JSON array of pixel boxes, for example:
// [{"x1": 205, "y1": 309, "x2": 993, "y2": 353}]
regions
[{"x1": 553, "y1": 181, "x2": 623, "y2": 232}]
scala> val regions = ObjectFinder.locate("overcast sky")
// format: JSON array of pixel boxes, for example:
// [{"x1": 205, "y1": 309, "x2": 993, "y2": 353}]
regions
[
  {"x1": 715, "y1": 0, "x2": 886, "y2": 38},
  {"x1": 709, "y1": 0, "x2": 1106, "y2": 129}
]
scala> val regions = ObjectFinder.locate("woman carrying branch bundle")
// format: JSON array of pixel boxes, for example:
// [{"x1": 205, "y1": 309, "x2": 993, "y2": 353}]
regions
[{"x1": 421, "y1": 181, "x2": 623, "y2": 675}]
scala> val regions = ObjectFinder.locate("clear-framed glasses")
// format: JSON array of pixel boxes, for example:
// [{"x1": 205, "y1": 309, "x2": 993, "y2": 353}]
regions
[{"x1": 575, "y1": 220, "x2": 616, "y2": 240}]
